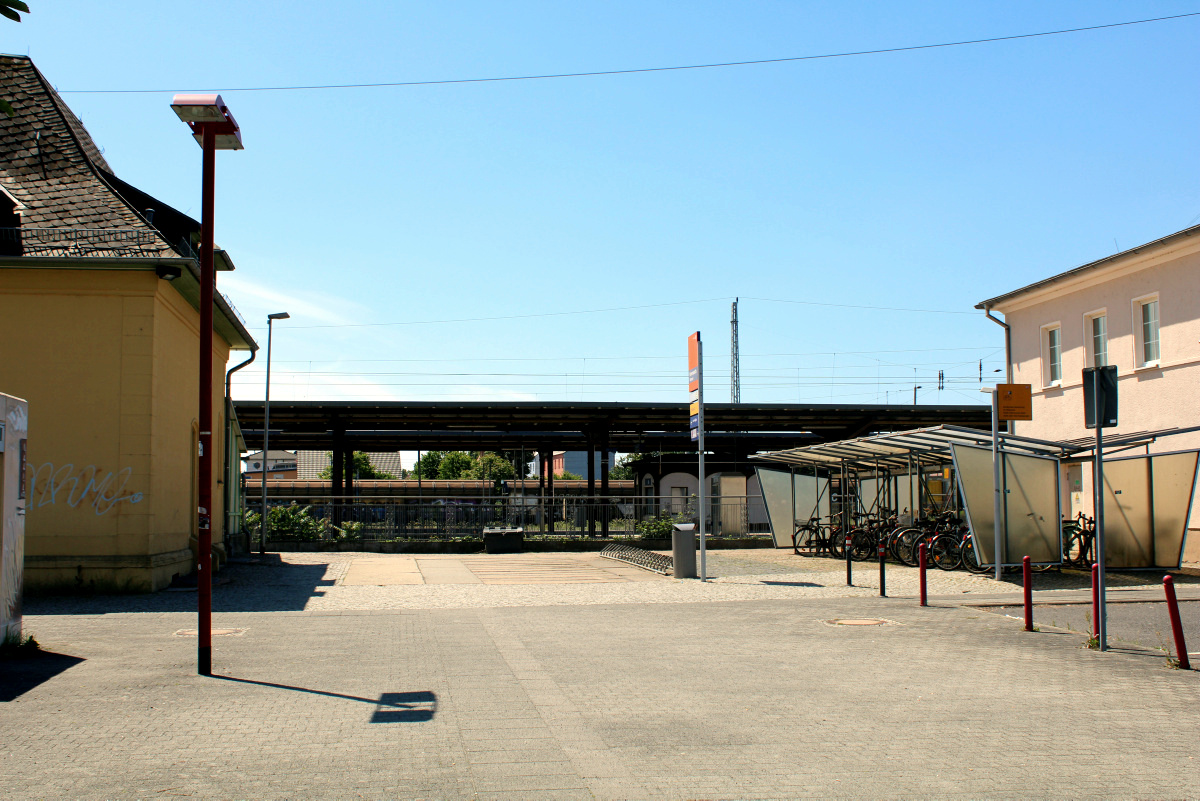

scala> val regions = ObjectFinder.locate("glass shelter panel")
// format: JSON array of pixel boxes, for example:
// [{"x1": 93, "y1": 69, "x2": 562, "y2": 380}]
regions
[
  {"x1": 1004, "y1": 451, "x2": 1062, "y2": 564},
  {"x1": 951, "y1": 445, "x2": 999, "y2": 564},
  {"x1": 755, "y1": 467, "x2": 829, "y2": 549},
  {"x1": 1093, "y1": 451, "x2": 1197, "y2": 569},
  {"x1": 756, "y1": 467, "x2": 794, "y2": 548},
  {"x1": 1102, "y1": 457, "x2": 1153, "y2": 568},
  {"x1": 951, "y1": 444, "x2": 1061, "y2": 566},
  {"x1": 1151, "y1": 452, "x2": 1198, "y2": 569}
]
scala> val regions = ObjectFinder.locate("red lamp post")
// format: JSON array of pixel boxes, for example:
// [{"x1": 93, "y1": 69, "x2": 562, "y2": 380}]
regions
[{"x1": 170, "y1": 93, "x2": 243, "y2": 677}]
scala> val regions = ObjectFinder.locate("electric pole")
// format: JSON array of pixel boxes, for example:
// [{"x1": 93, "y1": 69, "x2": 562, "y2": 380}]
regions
[{"x1": 730, "y1": 298, "x2": 740, "y2": 403}]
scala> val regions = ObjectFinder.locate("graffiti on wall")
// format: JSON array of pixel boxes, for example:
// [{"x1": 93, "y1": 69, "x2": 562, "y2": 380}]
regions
[{"x1": 26, "y1": 462, "x2": 144, "y2": 516}]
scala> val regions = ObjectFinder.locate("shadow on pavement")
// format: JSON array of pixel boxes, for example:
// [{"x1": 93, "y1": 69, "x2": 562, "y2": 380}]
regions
[
  {"x1": 0, "y1": 651, "x2": 86, "y2": 701},
  {"x1": 212, "y1": 676, "x2": 436, "y2": 721},
  {"x1": 23, "y1": 555, "x2": 335, "y2": 615}
]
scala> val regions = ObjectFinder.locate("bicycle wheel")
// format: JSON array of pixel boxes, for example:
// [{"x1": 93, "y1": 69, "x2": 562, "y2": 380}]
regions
[
  {"x1": 896, "y1": 528, "x2": 922, "y2": 566},
  {"x1": 961, "y1": 535, "x2": 990, "y2": 574},
  {"x1": 929, "y1": 533, "x2": 961, "y2": 571},
  {"x1": 828, "y1": 528, "x2": 846, "y2": 560},
  {"x1": 792, "y1": 525, "x2": 811, "y2": 555},
  {"x1": 850, "y1": 530, "x2": 874, "y2": 561}
]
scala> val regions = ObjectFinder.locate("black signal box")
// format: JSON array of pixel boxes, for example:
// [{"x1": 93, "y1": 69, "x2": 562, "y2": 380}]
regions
[{"x1": 1083, "y1": 366, "x2": 1118, "y2": 429}]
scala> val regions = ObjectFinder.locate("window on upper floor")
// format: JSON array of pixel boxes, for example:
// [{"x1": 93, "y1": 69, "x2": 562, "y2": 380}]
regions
[
  {"x1": 1041, "y1": 324, "x2": 1062, "y2": 386},
  {"x1": 1133, "y1": 294, "x2": 1160, "y2": 367},
  {"x1": 1085, "y1": 311, "x2": 1108, "y2": 368}
]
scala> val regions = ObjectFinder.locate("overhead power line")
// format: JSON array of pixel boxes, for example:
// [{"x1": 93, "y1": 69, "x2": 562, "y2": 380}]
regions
[
  {"x1": 261, "y1": 295, "x2": 978, "y2": 331},
  {"x1": 60, "y1": 12, "x2": 1200, "y2": 95}
]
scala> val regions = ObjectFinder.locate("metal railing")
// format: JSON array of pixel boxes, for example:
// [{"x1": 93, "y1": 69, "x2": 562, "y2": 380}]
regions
[{"x1": 242, "y1": 494, "x2": 772, "y2": 542}]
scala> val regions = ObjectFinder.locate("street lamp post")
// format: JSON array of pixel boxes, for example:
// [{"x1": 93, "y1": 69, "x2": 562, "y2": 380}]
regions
[
  {"x1": 261, "y1": 312, "x2": 290, "y2": 555},
  {"x1": 171, "y1": 94, "x2": 243, "y2": 677}
]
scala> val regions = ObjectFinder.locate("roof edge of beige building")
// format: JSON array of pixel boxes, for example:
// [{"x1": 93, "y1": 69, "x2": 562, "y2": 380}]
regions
[{"x1": 977, "y1": 224, "x2": 1200, "y2": 560}]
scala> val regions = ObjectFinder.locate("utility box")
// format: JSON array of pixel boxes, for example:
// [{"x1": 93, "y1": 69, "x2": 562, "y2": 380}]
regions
[
  {"x1": 0, "y1": 392, "x2": 28, "y2": 641},
  {"x1": 709, "y1": 473, "x2": 748, "y2": 535}
]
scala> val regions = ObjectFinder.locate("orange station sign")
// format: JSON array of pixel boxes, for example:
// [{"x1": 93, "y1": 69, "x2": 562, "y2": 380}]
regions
[{"x1": 997, "y1": 383, "x2": 1033, "y2": 421}]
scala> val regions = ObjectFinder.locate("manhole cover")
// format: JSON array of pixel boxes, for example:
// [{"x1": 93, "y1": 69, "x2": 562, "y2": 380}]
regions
[
  {"x1": 173, "y1": 628, "x2": 246, "y2": 637},
  {"x1": 825, "y1": 618, "x2": 890, "y2": 627}
]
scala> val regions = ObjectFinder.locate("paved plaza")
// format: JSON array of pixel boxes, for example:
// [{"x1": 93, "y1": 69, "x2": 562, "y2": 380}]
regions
[{"x1": 4, "y1": 549, "x2": 1200, "y2": 799}]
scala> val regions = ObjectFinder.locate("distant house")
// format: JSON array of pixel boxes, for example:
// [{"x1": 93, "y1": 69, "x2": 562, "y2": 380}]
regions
[
  {"x1": 242, "y1": 450, "x2": 298, "y2": 480},
  {"x1": 537, "y1": 450, "x2": 615, "y2": 477},
  {"x1": 0, "y1": 56, "x2": 256, "y2": 590},
  {"x1": 977, "y1": 224, "x2": 1200, "y2": 558}
]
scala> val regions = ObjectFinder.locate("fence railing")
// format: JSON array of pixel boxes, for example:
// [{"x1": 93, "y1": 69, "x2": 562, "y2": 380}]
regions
[{"x1": 242, "y1": 495, "x2": 772, "y2": 542}]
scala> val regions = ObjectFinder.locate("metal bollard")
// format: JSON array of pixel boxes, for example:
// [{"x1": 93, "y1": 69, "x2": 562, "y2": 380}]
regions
[
  {"x1": 1023, "y1": 555, "x2": 1033, "y2": 632},
  {"x1": 845, "y1": 533, "x2": 853, "y2": 587},
  {"x1": 1164, "y1": 575, "x2": 1191, "y2": 670},
  {"x1": 918, "y1": 542, "x2": 927, "y2": 607},
  {"x1": 1091, "y1": 563, "x2": 1099, "y2": 639},
  {"x1": 878, "y1": 541, "x2": 886, "y2": 597}
]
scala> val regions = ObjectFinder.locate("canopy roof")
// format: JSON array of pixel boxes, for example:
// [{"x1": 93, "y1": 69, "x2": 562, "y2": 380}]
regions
[{"x1": 751, "y1": 424, "x2": 1200, "y2": 472}]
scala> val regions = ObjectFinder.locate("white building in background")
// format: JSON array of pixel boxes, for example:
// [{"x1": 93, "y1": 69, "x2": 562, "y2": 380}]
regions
[{"x1": 976, "y1": 223, "x2": 1200, "y2": 559}]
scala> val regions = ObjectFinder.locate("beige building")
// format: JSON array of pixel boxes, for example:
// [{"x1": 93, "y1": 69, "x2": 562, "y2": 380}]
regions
[
  {"x1": 0, "y1": 56, "x2": 256, "y2": 590},
  {"x1": 977, "y1": 224, "x2": 1200, "y2": 557}
]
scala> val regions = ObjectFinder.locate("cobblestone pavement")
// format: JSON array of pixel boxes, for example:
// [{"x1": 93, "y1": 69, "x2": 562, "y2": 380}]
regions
[
  {"x1": 25, "y1": 549, "x2": 1199, "y2": 617},
  {"x1": 7, "y1": 550, "x2": 1200, "y2": 799}
]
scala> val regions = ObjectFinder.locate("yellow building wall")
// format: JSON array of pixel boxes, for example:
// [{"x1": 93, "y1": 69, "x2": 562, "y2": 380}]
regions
[{"x1": 0, "y1": 267, "x2": 231, "y2": 590}]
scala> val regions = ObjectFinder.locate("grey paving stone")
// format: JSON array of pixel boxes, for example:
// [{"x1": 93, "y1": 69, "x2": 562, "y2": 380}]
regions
[{"x1": 5, "y1": 553, "x2": 1200, "y2": 799}]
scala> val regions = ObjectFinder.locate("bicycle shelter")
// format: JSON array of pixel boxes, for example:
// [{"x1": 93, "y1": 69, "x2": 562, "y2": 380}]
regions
[{"x1": 752, "y1": 425, "x2": 1199, "y2": 569}]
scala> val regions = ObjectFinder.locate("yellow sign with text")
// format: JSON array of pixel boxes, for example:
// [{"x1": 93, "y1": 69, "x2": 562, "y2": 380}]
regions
[{"x1": 997, "y1": 383, "x2": 1033, "y2": 421}]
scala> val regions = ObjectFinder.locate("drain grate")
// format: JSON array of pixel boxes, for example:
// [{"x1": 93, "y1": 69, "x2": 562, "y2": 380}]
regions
[
  {"x1": 824, "y1": 618, "x2": 891, "y2": 627},
  {"x1": 174, "y1": 628, "x2": 247, "y2": 637},
  {"x1": 600, "y1": 543, "x2": 673, "y2": 575}
]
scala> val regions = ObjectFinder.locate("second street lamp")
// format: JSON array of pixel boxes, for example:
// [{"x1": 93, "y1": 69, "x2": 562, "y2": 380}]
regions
[
  {"x1": 261, "y1": 312, "x2": 290, "y2": 555},
  {"x1": 170, "y1": 93, "x2": 243, "y2": 678}
]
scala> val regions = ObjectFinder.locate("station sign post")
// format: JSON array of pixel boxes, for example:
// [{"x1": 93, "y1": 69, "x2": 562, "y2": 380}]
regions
[
  {"x1": 992, "y1": 384, "x2": 1032, "y2": 580},
  {"x1": 1083, "y1": 365, "x2": 1118, "y2": 651},
  {"x1": 688, "y1": 332, "x2": 706, "y2": 581}
]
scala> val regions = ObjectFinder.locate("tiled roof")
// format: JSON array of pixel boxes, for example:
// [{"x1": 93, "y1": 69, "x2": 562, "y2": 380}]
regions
[
  {"x1": 0, "y1": 55, "x2": 181, "y2": 258},
  {"x1": 295, "y1": 451, "x2": 407, "y2": 480}
]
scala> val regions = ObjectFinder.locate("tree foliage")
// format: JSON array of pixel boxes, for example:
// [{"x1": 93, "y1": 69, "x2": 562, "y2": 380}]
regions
[
  {"x1": 469, "y1": 452, "x2": 515, "y2": 481},
  {"x1": 437, "y1": 451, "x2": 475, "y2": 479},
  {"x1": 609, "y1": 453, "x2": 640, "y2": 480}
]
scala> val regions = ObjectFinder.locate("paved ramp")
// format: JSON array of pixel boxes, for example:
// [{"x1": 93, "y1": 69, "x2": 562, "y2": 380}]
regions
[{"x1": 340, "y1": 552, "x2": 666, "y2": 586}]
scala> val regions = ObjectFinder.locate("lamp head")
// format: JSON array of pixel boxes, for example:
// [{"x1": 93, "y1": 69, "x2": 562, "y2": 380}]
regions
[
  {"x1": 170, "y1": 93, "x2": 244, "y2": 150},
  {"x1": 267, "y1": 312, "x2": 290, "y2": 321}
]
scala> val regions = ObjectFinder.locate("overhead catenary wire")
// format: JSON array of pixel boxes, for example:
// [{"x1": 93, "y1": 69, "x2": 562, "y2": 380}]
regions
[
  {"x1": 249, "y1": 294, "x2": 982, "y2": 331},
  {"x1": 60, "y1": 12, "x2": 1200, "y2": 95}
]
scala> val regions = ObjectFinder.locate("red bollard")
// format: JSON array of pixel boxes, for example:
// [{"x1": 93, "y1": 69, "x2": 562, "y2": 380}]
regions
[
  {"x1": 1091, "y1": 563, "x2": 1099, "y2": 639},
  {"x1": 918, "y1": 542, "x2": 927, "y2": 607},
  {"x1": 1164, "y1": 575, "x2": 1191, "y2": 670},
  {"x1": 1023, "y1": 555, "x2": 1033, "y2": 632}
]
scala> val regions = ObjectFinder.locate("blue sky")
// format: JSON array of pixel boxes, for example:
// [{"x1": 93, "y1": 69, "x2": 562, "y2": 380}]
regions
[{"x1": 13, "y1": 1, "x2": 1200, "y2": 408}]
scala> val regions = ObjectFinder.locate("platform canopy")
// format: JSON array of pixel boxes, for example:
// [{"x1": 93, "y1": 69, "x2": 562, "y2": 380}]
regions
[
  {"x1": 750, "y1": 424, "x2": 1200, "y2": 473},
  {"x1": 233, "y1": 400, "x2": 992, "y2": 454}
]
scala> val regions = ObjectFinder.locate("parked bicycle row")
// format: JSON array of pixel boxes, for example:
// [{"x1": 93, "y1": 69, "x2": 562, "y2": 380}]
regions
[{"x1": 791, "y1": 510, "x2": 1097, "y2": 573}]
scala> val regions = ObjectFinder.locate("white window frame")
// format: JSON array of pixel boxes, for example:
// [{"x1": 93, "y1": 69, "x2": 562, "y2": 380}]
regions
[
  {"x1": 1083, "y1": 308, "x2": 1108, "y2": 368},
  {"x1": 1040, "y1": 322, "x2": 1062, "y2": 388},
  {"x1": 1131, "y1": 293, "x2": 1160, "y2": 369}
]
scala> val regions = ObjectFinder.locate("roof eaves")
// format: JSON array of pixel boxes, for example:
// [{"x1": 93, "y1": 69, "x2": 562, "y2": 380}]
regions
[{"x1": 975, "y1": 224, "x2": 1200, "y2": 311}]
